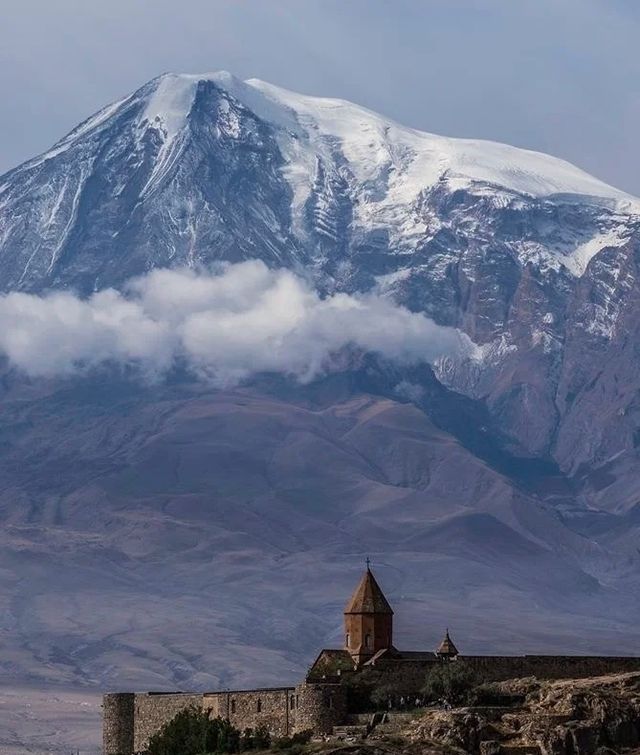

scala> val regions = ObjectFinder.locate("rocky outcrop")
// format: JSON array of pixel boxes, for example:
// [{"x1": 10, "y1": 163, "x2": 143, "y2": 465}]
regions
[{"x1": 409, "y1": 673, "x2": 640, "y2": 755}]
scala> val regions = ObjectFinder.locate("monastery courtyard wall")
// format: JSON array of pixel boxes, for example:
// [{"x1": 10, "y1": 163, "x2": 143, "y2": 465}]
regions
[
  {"x1": 462, "y1": 655, "x2": 640, "y2": 682},
  {"x1": 104, "y1": 683, "x2": 348, "y2": 755},
  {"x1": 103, "y1": 656, "x2": 640, "y2": 754},
  {"x1": 367, "y1": 655, "x2": 640, "y2": 693}
]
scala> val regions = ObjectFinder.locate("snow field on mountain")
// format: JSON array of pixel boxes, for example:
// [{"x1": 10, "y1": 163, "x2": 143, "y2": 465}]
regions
[{"x1": 2, "y1": 71, "x2": 640, "y2": 291}]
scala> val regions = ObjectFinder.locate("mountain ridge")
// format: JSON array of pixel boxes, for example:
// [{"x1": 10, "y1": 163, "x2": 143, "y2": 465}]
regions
[{"x1": 16, "y1": 71, "x2": 640, "y2": 209}]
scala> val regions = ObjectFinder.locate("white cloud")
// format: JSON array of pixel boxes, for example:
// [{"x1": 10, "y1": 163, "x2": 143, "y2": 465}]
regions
[{"x1": 0, "y1": 261, "x2": 474, "y2": 383}]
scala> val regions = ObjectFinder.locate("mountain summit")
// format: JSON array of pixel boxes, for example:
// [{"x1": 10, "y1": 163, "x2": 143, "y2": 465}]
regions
[{"x1": 0, "y1": 71, "x2": 637, "y2": 296}]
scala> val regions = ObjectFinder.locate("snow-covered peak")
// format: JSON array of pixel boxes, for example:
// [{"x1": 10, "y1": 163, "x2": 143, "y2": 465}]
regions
[
  {"x1": 132, "y1": 71, "x2": 640, "y2": 240},
  {"x1": 2, "y1": 70, "x2": 639, "y2": 296},
  {"x1": 140, "y1": 74, "x2": 199, "y2": 139},
  {"x1": 140, "y1": 71, "x2": 243, "y2": 132},
  {"x1": 240, "y1": 77, "x2": 639, "y2": 211},
  {"x1": 18, "y1": 70, "x2": 640, "y2": 214}
]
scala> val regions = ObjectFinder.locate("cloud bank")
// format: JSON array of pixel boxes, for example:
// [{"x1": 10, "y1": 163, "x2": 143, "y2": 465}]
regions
[{"x1": 0, "y1": 261, "x2": 472, "y2": 383}]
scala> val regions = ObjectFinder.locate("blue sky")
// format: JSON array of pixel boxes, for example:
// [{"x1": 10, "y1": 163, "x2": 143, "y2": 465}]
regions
[{"x1": 2, "y1": 0, "x2": 639, "y2": 193}]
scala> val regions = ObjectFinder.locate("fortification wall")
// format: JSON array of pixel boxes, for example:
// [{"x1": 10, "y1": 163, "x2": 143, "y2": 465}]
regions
[
  {"x1": 359, "y1": 655, "x2": 640, "y2": 703},
  {"x1": 103, "y1": 687, "x2": 298, "y2": 754},
  {"x1": 460, "y1": 655, "x2": 640, "y2": 682},
  {"x1": 103, "y1": 693, "x2": 135, "y2": 755},
  {"x1": 203, "y1": 687, "x2": 295, "y2": 738},
  {"x1": 132, "y1": 692, "x2": 202, "y2": 753},
  {"x1": 294, "y1": 682, "x2": 347, "y2": 735},
  {"x1": 368, "y1": 659, "x2": 437, "y2": 694},
  {"x1": 102, "y1": 656, "x2": 640, "y2": 752}
]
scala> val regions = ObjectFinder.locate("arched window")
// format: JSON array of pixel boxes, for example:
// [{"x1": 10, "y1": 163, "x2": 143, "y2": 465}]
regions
[
  {"x1": 365, "y1": 633, "x2": 371, "y2": 649},
  {"x1": 231, "y1": 699, "x2": 236, "y2": 714},
  {"x1": 345, "y1": 633, "x2": 350, "y2": 647},
  {"x1": 256, "y1": 699, "x2": 262, "y2": 713}
]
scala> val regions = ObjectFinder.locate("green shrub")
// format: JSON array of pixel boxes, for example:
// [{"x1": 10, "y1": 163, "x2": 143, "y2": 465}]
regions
[
  {"x1": 421, "y1": 661, "x2": 480, "y2": 706},
  {"x1": 241, "y1": 725, "x2": 271, "y2": 750},
  {"x1": 272, "y1": 729, "x2": 312, "y2": 751},
  {"x1": 147, "y1": 708, "x2": 242, "y2": 755},
  {"x1": 340, "y1": 667, "x2": 377, "y2": 712},
  {"x1": 370, "y1": 680, "x2": 408, "y2": 708}
]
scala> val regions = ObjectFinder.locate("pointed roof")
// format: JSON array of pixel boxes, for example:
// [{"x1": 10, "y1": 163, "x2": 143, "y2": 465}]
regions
[
  {"x1": 344, "y1": 567, "x2": 393, "y2": 615},
  {"x1": 436, "y1": 629, "x2": 459, "y2": 657}
]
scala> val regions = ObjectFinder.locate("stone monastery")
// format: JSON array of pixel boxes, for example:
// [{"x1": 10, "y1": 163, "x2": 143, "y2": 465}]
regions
[{"x1": 103, "y1": 564, "x2": 640, "y2": 754}]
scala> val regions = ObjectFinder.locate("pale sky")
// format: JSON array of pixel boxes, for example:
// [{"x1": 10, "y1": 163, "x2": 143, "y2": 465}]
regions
[{"x1": 2, "y1": 0, "x2": 639, "y2": 194}]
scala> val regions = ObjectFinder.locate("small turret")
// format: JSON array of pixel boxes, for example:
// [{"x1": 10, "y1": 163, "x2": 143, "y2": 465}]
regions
[{"x1": 436, "y1": 629, "x2": 459, "y2": 659}]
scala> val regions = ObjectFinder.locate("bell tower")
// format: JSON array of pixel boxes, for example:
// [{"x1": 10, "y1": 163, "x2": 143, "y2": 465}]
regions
[{"x1": 344, "y1": 561, "x2": 393, "y2": 666}]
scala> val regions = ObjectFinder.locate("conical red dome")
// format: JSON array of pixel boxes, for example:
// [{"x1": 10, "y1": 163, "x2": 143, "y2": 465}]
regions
[{"x1": 344, "y1": 567, "x2": 393, "y2": 615}]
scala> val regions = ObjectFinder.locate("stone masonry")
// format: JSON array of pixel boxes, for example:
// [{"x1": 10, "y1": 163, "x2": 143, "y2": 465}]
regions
[{"x1": 103, "y1": 684, "x2": 347, "y2": 754}]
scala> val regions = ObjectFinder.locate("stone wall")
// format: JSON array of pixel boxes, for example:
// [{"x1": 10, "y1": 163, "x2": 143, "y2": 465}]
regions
[
  {"x1": 368, "y1": 659, "x2": 438, "y2": 694},
  {"x1": 367, "y1": 655, "x2": 640, "y2": 695},
  {"x1": 203, "y1": 687, "x2": 296, "y2": 738},
  {"x1": 102, "y1": 655, "x2": 640, "y2": 753},
  {"x1": 294, "y1": 682, "x2": 347, "y2": 735},
  {"x1": 104, "y1": 688, "x2": 298, "y2": 754},
  {"x1": 103, "y1": 693, "x2": 135, "y2": 755},
  {"x1": 460, "y1": 656, "x2": 640, "y2": 682},
  {"x1": 132, "y1": 693, "x2": 202, "y2": 753}
]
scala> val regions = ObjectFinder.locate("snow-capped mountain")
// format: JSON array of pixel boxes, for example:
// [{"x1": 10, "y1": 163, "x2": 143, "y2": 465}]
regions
[
  {"x1": 4, "y1": 73, "x2": 640, "y2": 751},
  {"x1": 2, "y1": 72, "x2": 640, "y2": 477},
  {"x1": 1, "y1": 71, "x2": 637, "y2": 296}
]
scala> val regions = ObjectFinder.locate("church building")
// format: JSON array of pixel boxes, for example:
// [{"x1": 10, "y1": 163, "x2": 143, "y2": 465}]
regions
[{"x1": 307, "y1": 562, "x2": 454, "y2": 680}]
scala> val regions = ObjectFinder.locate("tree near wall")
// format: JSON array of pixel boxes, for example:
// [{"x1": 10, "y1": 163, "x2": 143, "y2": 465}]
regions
[
  {"x1": 147, "y1": 707, "x2": 242, "y2": 755},
  {"x1": 421, "y1": 662, "x2": 480, "y2": 706},
  {"x1": 370, "y1": 680, "x2": 408, "y2": 708},
  {"x1": 241, "y1": 726, "x2": 271, "y2": 751}
]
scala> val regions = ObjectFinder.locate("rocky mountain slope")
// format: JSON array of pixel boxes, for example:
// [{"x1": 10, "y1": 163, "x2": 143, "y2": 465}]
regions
[
  {"x1": 0, "y1": 363, "x2": 639, "y2": 690},
  {"x1": 313, "y1": 674, "x2": 640, "y2": 754}
]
